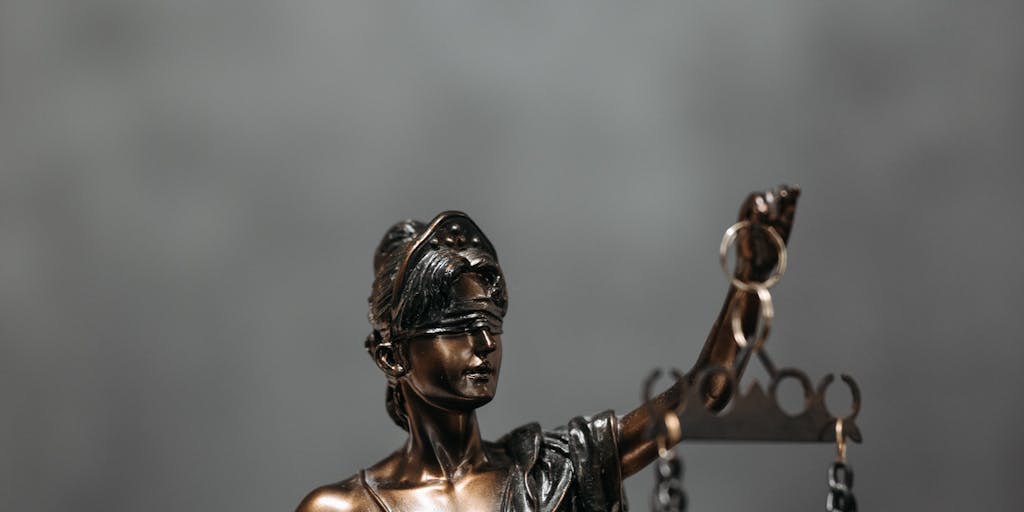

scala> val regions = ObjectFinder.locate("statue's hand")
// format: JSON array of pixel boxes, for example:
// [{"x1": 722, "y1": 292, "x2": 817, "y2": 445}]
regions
[{"x1": 735, "y1": 185, "x2": 800, "y2": 282}]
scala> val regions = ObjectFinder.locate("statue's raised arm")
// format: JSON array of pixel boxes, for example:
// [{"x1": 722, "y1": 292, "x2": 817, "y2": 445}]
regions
[
  {"x1": 617, "y1": 185, "x2": 800, "y2": 477},
  {"x1": 298, "y1": 187, "x2": 799, "y2": 512}
]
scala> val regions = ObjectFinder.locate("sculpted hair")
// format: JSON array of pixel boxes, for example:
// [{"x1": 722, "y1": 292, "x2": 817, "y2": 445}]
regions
[{"x1": 365, "y1": 219, "x2": 507, "y2": 431}]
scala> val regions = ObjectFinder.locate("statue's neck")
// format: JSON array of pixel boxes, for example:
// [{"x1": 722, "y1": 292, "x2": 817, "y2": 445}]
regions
[{"x1": 399, "y1": 383, "x2": 487, "y2": 482}]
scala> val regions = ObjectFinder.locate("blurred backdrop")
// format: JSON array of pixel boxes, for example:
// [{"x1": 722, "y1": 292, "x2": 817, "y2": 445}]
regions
[{"x1": 2, "y1": 1, "x2": 1023, "y2": 510}]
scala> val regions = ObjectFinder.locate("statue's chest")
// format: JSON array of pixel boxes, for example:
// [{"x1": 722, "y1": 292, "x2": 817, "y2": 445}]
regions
[{"x1": 371, "y1": 469, "x2": 510, "y2": 512}]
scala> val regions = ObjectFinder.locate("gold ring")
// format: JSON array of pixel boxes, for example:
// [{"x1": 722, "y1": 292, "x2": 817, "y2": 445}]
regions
[
  {"x1": 835, "y1": 418, "x2": 847, "y2": 462},
  {"x1": 719, "y1": 220, "x2": 787, "y2": 291},
  {"x1": 730, "y1": 285, "x2": 774, "y2": 352}
]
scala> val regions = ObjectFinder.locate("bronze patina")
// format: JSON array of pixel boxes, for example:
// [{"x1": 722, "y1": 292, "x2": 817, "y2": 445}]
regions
[{"x1": 297, "y1": 186, "x2": 800, "y2": 512}]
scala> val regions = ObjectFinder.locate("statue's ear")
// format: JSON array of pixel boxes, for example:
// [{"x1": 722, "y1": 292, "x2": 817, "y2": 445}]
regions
[{"x1": 374, "y1": 342, "x2": 407, "y2": 378}]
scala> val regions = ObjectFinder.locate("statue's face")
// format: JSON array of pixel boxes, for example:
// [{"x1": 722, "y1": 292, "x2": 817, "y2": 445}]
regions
[
  {"x1": 401, "y1": 273, "x2": 503, "y2": 410},
  {"x1": 403, "y1": 329, "x2": 502, "y2": 410}
]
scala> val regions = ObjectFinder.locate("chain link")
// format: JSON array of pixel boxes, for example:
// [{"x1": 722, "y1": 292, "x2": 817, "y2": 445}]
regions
[
  {"x1": 826, "y1": 461, "x2": 857, "y2": 512},
  {"x1": 651, "y1": 450, "x2": 687, "y2": 512}
]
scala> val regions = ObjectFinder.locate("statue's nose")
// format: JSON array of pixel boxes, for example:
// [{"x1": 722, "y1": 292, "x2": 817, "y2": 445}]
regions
[{"x1": 474, "y1": 330, "x2": 497, "y2": 355}]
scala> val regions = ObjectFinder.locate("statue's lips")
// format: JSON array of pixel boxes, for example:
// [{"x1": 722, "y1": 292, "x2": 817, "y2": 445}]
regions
[{"x1": 463, "y1": 363, "x2": 494, "y2": 379}]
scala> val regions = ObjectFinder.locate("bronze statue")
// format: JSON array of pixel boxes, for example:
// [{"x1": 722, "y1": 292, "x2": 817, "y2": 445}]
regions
[{"x1": 297, "y1": 186, "x2": 800, "y2": 512}]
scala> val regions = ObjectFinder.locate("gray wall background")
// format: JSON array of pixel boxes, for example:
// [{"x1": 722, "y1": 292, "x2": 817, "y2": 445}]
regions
[{"x1": 2, "y1": 1, "x2": 1022, "y2": 510}]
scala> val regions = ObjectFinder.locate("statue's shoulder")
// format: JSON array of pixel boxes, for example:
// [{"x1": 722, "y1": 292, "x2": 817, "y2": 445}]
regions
[{"x1": 295, "y1": 473, "x2": 378, "y2": 512}]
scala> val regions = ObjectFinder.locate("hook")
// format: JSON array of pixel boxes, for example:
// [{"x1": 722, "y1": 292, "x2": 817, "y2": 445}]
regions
[
  {"x1": 644, "y1": 368, "x2": 687, "y2": 456},
  {"x1": 835, "y1": 418, "x2": 847, "y2": 462}
]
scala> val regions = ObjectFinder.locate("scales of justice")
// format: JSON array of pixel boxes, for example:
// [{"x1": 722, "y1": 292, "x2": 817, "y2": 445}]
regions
[{"x1": 297, "y1": 186, "x2": 862, "y2": 512}]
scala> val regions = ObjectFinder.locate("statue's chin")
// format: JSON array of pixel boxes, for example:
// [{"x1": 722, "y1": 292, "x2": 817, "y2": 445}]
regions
[
  {"x1": 410, "y1": 385, "x2": 496, "y2": 413},
  {"x1": 450, "y1": 391, "x2": 495, "y2": 411}
]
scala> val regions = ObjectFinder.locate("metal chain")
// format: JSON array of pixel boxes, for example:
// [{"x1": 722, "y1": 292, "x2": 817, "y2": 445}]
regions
[
  {"x1": 826, "y1": 461, "x2": 857, "y2": 511},
  {"x1": 718, "y1": 220, "x2": 862, "y2": 511},
  {"x1": 720, "y1": 221, "x2": 786, "y2": 379},
  {"x1": 651, "y1": 449, "x2": 687, "y2": 512}
]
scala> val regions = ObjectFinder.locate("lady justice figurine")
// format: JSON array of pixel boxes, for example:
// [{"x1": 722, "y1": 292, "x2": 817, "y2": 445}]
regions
[{"x1": 297, "y1": 186, "x2": 799, "y2": 512}]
